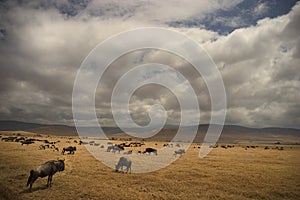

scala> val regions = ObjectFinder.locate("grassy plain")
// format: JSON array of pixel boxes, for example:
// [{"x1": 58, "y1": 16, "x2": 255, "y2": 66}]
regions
[{"x1": 0, "y1": 131, "x2": 299, "y2": 200}]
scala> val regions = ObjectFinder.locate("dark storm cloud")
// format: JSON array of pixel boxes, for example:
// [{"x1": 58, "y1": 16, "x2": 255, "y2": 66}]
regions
[{"x1": 0, "y1": 0, "x2": 299, "y2": 128}]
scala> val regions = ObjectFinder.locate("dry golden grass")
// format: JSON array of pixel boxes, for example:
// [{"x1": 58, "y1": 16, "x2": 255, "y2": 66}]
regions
[{"x1": 0, "y1": 131, "x2": 299, "y2": 200}]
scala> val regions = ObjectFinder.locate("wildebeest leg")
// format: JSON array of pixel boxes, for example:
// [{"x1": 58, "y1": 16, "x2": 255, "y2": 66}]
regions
[
  {"x1": 27, "y1": 171, "x2": 38, "y2": 191},
  {"x1": 47, "y1": 175, "x2": 53, "y2": 187},
  {"x1": 49, "y1": 175, "x2": 53, "y2": 187}
]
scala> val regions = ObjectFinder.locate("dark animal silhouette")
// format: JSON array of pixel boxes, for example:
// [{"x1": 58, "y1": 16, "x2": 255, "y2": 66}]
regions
[
  {"x1": 27, "y1": 159, "x2": 65, "y2": 191},
  {"x1": 174, "y1": 149, "x2": 185, "y2": 156},
  {"x1": 116, "y1": 157, "x2": 131, "y2": 173},
  {"x1": 61, "y1": 146, "x2": 76, "y2": 155},
  {"x1": 21, "y1": 140, "x2": 34, "y2": 145},
  {"x1": 107, "y1": 145, "x2": 124, "y2": 153},
  {"x1": 144, "y1": 148, "x2": 158, "y2": 155}
]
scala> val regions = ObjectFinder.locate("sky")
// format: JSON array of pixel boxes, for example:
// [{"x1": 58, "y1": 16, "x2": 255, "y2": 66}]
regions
[{"x1": 0, "y1": 0, "x2": 299, "y2": 128}]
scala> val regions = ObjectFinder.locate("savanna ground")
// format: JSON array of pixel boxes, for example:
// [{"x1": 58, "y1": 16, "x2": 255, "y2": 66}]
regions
[{"x1": 0, "y1": 131, "x2": 299, "y2": 200}]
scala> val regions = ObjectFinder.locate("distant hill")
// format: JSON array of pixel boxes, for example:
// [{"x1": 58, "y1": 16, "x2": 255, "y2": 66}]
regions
[
  {"x1": 0, "y1": 120, "x2": 122, "y2": 136},
  {"x1": 0, "y1": 120, "x2": 299, "y2": 143},
  {"x1": 0, "y1": 120, "x2": 43, "y2": 131}
]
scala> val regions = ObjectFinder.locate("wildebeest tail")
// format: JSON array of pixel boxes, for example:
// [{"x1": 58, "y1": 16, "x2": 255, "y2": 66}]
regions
[{"x1": 26, "y1": 170, "x2": 34, "y2": 186}]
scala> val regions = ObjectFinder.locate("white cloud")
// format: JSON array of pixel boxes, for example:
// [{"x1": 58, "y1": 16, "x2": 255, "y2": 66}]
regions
[
  {"x1": 253, "y1": 2, "x2": 269, "y2": 16},
  {"x1": 0, "y1": 0, "x2": 299, "y2": 128}
]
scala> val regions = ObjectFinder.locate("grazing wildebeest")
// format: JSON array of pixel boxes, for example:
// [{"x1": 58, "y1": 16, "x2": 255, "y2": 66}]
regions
[
  {"x1": 61, "y1": 146, "x2": 76, "y2": 155},
  {"x1": 2, "y1": 136, "x2": 17, "y2": 142},
  {"x1": 174, "y1": 149, "x2": 185, "y2": 156},
  {"x1": 21, "y1": 140, "x2": 35, "y2": 145},
  {"x1": 115, "y1": 157, "x2": 131, "y2": 173},
  {"x1": 107, "y1": 145, "x2": 124, "y2": 153},
  {"x1": 113, "y1": 145, "x2": 124, "y2": 153},
  {"x1": 144, "y1": 148, "x2": 158, "y2": 155},
  {"x1": 2, "y1": 137, "x2": 10, "y2": 142},
  {"x1": 129, "y1": 142, "x2": 144, "y2": 147},
  {"x1": 15, "y1": 137, "x2": 26, "y2": 142},
  {"x1": 209, "y1": 144, "x2": 218, "y2": 148},
  {"x1": 107, "y1": 146, "x2": 114, "y2": 152},
  {"x1": 27, "y1": 159, "x2": 65, "y2": 191}
]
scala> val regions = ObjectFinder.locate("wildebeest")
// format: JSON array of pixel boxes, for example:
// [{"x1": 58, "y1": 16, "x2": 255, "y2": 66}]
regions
[
  {"x1": 107, "y1": 145, "x2": 124, "y2": 153},
  {"x1": 2, "y1": 136, "x2": 17, "y2": 142},
  {"x1": 209, "y1": 144, "x2": 218, "y2": 148},
  {"x1": 107, "y1": 146, "x2": 114, "y2": 152},
  {"x1": 143, "y1": 148, "x2": 158, "y2": 155},
  {"x1": 174, "y1": 149, "x2": 185, "y2": 156},
  {"x1": 129, "y1": 142, "x2": 144, "y2": 147},
  {"x1": 115, "y1": 157, "x2": 131, "y2": 173},
  {"x1": 163, "y1": 143, "x2": 173, "y2": 148},
  {"x1": 21, "y1": 140, "x2": 35, "y2": 145},
  {"x1": 27, "y1": 159, "x2": 65, "y2": 191},
  {"x1": 61, "y1": 146, "x2": 76, "y2": 155},
  {"x1": 15, "y1": 137, "x2": 26, "y2": 142}
]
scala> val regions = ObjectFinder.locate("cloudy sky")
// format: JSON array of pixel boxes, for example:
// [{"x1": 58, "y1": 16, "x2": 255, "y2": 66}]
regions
[{"x1": 0, "y1": 0, "x2": 299, "y2": 129}]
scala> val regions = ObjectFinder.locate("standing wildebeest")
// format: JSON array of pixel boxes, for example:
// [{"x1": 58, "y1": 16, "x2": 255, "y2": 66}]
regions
[
  {"x1": 174, "y1": 149, "x2": 185, "y2": 156},
  {"x1": 112, "y1": 145, "x2": 124, "y2": 153},
  {"x1": 61, "y1": 146, "x2": 76, "y2": 155},
  {"x1": 107, "y1": 145, "x2": 124, "y2": 153},
  {"x1": 21, "y1": 140, "x2": 35, "y2": 145},
  {"x1": 107, "y1": 146, "x2": 114, "y2": 152},
  {"x1": 143, "y1": 148, "x2": 158, "y2": 155},
  {"x1": 115, "y1": 157, "x2": 132, "y2": 173},
  {"x1": 27, "y1": 159, "x2": 65, "y2": 191}
]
